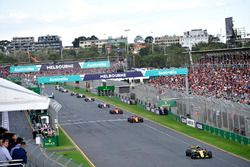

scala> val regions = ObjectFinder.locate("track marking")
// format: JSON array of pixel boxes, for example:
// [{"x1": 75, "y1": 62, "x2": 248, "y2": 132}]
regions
[
  {"x1": 143, "y1": 123, "x2": 243, "y2": 167},
  {"x1": 59, "y1": 125, "x2": 96, "y2": 167},
  {"x1": 60, "y1": 118, "x2": 127, "y2": 126},
  {"x1": 215, "y1": 157, "x2": 241, "y2": 167},
  {"x1": 50, "y1": 88, "x2": 250, "y2": 164},
  {"x1": 142, "y1": 123, "x2": 191, "y2": 145}
]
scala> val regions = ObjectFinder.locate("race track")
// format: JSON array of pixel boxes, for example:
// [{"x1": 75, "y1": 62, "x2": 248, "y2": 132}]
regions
[{"x1": 45, "y1": 86, "x2": 250, "y2": 167}]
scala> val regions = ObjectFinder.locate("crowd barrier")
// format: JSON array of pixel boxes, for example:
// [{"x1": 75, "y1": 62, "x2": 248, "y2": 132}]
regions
[
  {"x1": 112, "y1": 93, "x2": 250, "y2": 145},
  {"x1": 25, "y1": 139, "x2": 84, "y2": 167},
  {"x1": 66, "y1": 82, "x2": 250, "y2": 145}
]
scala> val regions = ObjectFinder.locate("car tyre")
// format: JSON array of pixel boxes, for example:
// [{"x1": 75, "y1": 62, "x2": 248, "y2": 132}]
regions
[
  {"x1": 185, "y1": 149, "x2": 191, "y2": 156},
  {"x1": 191, "y1": 152, "x2": 196, "y2": 159},
  {"x1": 207, "y1": 151, "x2": 212, "y2": 159}
]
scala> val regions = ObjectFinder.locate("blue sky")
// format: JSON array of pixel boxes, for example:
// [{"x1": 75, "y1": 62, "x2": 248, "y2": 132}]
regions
[{"x1": 0, "y1": 0, "x2": 249, "y2": 46}]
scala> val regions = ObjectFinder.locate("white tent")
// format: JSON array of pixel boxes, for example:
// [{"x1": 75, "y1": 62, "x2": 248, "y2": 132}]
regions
[{"x1": 0, "y1": 78, "x2": 50, "y2": 112}]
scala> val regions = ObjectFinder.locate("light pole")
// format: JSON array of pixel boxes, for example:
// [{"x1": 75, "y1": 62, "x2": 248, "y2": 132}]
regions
[
  {"x1": 151, "y1": 31, "x2": 154, "y2": 54},
  {"x1": 124, "y1": 29, "x2": 130, "y2": 69},
  {"x1": 124, "y1": 29, "x2": 130, "y2": 55},
  {"x1": 103, "y1": 33, "x2": 109, "y2": 60},
  {"x1": 188, "y1": 44, "x2": 193, "y2": 65},
  {"x1": 60, "y1": 43, "x2": 63, "y2": 61}
]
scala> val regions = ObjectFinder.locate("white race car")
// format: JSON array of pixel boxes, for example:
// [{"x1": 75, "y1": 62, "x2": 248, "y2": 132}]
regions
[
  {"x1": 84, "y1": 97, "x2": 95, "y2": 102},
  {"x1": 98, "y1": 103, "x2": 110, "y2": 108}
]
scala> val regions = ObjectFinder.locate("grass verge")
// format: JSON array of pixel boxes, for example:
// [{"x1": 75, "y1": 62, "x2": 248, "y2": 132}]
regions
[
  {"x1": 66, "y1": 86, "x2": 250, "y2": 160},
  {"x1": 47, "y1": 128, "x2": 92, "y2": 167}
]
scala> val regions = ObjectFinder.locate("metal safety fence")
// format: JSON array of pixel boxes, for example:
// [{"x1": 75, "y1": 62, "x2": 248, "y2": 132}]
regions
[
  {"x1": 25, "y1": 139, "x2": 84, "y2": 167},
  {"x1": 66, "y1": 81, "x2": 250, "y2": 143}
]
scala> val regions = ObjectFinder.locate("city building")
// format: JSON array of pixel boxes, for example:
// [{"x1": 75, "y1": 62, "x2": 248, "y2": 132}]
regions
[
  {"x1": 180, "y1": 29, "x2": 209, "y2": 49},
  {"x1": 155, "y1": 35, "x2": 180, "y2": 46},
  {"x1": 35, "y1": 35, "x2": 62, "y2": 52},
  {"x1": 8, "y1": 37, "x2": 35, "y2": 52},
  {"x1": 7, "y1": 35, "x2": 62, "y2": 53},
  {"x1": 107, "y1": 36, "x2": 127, "y2": 47},
  {"x1": 79, "y1": 36, "x2": 127, "y2": 49},
  {"x1": 131, "y1": 43, "x2": 147, "y2": 54},
  {"x1": 79, "y1": 39, "x2": 107, "y2": 49}
]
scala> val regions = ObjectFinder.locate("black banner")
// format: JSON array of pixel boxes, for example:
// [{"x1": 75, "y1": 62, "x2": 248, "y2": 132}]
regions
[
  {"x1": 40, "y1": 63, "x2": 81, "y2": 71},
  {"x1": 196, "y1": 122, "x2": 203, "y2": 130},
  {"x1": 83, "y1": 71, "x2": 143, "y2": 81},
  {"x1": 180, "y1": 116, "x2": 187, "y2": 124}
]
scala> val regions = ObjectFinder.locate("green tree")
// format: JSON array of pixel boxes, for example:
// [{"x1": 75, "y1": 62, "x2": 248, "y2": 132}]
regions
[
  {"x1": 165, "y1": 44, "x2": 187, "y2": 67},
  {"x1": 139, "y1": 47, "x2": 150, "y2": 56},
  {"x1": 63, "y1": 49, "x2": 77, "y2": 59},
  {"x1": 145, "y1": 36, "x2": 154, "y2": 44},
  {"x1": 134, "y1": 35, "x2": 144, "y2": 43},
  {"x1": 48, "y1": 53, "x2": 60, "y2": 61},
  {"x1": 192, "y1": 42, "x2": 227, "y2": 51},
  {"x1": 243, "y1": 41, "x2": 250, "y2": 47},
  {"x1": 72, "y1": 36, "x2": 87, "y2": 48},
  {"x1": 88, "y1": 35, "x2": 98, "y2": 40},
  {"x1": 0, "y1": 52, "x2": 17, "y2": 64},
  {"x1": 0, "y1": 40, "x2": 10, "y2": 52}
]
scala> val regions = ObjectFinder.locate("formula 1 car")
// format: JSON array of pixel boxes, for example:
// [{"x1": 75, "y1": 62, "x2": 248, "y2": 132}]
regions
[
  {"x1": 61, "y1": 88, "x2": 68, "y2": 93},
  {"x1": 84, "y1": 97, "x2": 95, "y2": 102},
  {"x1": 70, "y1": 92, "x2": 77, "y2": 96},
  {"x1": 98, "y1": 103, "x2": 110, "y2": 108},
  {"x1": 77, "y1": 94, "x2": 85, "y2": 98},
  {"x1": 55, "y1": 85, "x2": 60, "y2": 90},
  {"x1": 185, "y1": 145, "x2": 212, "y2": 159},
  {"x1": 47, "y1": 93, "x2": 54, "y2": 99},
  {"x1": 109, "y1": 108, "x2": 123, "y2": 114},
  {"x1": 127, "y1": 115, "x2": 143, "y2": 123}
]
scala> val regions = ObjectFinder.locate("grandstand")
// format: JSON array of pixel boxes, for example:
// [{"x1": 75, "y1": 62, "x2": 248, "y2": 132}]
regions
[
  {"x1": 1, "y1": 57, "x2": 126, "y2": 83},
  {"x1": 149, "y1": 47, "x2": 250, "y2": 105}
]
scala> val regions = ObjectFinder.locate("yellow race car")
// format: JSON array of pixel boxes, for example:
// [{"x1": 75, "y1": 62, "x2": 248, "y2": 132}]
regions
[{"x1": 185, "y1": 145, "x2": 212, "y2": 159}]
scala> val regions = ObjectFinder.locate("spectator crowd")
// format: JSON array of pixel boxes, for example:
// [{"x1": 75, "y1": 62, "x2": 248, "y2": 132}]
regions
[
  {"x1": 149, "y1": 57, "x2": 250, "y2": 105},
  {"x1": 1, "y1": 54, "x2": 249, "y2": 105},
  {"x1": 0, "y1": 127, "x2": 27, "y2": 166}
]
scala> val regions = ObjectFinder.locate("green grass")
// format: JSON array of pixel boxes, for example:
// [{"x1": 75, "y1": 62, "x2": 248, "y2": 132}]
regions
[
  {"x1": 65, "y1": 86, "x2": 250, "y2": 160},
  {"x1": 47, "y1": 128, "x2": 92, "y2": 167},
  {"x1": 57, "y1": 150, "x2": 90, "y2": 166}
]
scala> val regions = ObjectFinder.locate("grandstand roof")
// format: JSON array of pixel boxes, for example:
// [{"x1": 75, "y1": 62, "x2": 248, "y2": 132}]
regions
[{"x1": 0, "y1": 78, "x2": 50, "y2": 112}]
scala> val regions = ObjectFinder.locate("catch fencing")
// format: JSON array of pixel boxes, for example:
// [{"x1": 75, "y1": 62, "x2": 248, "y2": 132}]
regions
[{"x1": 67, "y1": 80, "x2": 250, "y2": 141}]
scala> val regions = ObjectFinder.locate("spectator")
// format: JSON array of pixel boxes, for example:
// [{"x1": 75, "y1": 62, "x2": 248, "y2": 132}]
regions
[
  {"x1": 11, "y1": 141, "x2": 27, "y2": 166},
  {"x1": 0, "y1": 138, "x2": 12, "y2": 162},
  {"x1": 10, "y1": 137, "x2": 23, "y2": 156},
  {"x1": 7, "y1": 133, "x2": 18, "y2": 152}
]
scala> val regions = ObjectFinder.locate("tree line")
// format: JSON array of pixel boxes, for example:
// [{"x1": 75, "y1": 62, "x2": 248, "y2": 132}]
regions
[{"x1": 1, "y1": 35, "x2": 250, "y2": 67}]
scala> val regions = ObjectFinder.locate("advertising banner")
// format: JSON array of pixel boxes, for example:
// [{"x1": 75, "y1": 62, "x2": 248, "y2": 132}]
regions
[
  {"x1": 79, "y1": 60, "x2": 110, "y2": 69},
  {"x1": 196, "y1": 122, "x2": 203, "y2": 130},
  {"x1": 144, "y1": 68, "x2": 188, "y2": 77},
  {"x1": 40, "y1": 63, "x2": 81, "y2": 71},
  {"x1": 10, "y1": 65, "x2": 41, "y2": 73},
  {"x1": 37, "y1": 75, "x2": 84, "y2": 84},
  {"x1": 83, "y1": 71, "x2": 143, "y2": 81},
  {"x1": 180, "y1": 116, "x2": 187, "y2": 124},
  {"x1": 186, "y1": 118, "x2": 196, "y2": 128}
]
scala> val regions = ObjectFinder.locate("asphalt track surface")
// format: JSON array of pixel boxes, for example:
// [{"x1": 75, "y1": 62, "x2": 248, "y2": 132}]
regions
[
  {"x1": 8, "y1": 111, "x2": 33, "y2": 140},
  {"x1": 46, "y1": 86, "x2": 250, "y2": 167}
]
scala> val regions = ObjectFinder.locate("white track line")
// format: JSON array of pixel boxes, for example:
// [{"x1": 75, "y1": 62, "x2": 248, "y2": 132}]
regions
[
  {"x1": 60, "y1": 118, "x2": 127, "y2": 126},
  {"x1": 142, "y1": 123, "x2": 191, "y2": 145},
  {"x1": 143, "y1": 123, "x2": 242, "y2": 167}
]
